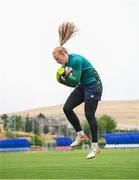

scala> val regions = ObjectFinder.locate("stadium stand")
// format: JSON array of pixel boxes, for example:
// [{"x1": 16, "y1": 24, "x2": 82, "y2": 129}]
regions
[
  {"x1": 102, "y1": 133, "x2": 139, "y2": 148},
  {"x1": 0, "y1": 139, "x2": 30, "y2": 152},
  {"x1": 55, "y1": 136, "x2": 73, "y2": 150}
]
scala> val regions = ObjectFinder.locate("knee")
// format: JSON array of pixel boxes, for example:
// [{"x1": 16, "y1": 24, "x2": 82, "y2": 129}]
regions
[
  {"x1": 63, "y1": 104, "x2": 72, "y2": 114},
  {"x1": 85, "y1": 112, "x2": 96, "y2": 124},
  {"x1": 85, "y1": 111, "x2": 93, "y2": 120}
]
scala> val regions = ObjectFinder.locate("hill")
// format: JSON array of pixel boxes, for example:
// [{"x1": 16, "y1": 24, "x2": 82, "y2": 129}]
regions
[{"x1": 12, "y1": 100, "x2": 139, "y2": 130}]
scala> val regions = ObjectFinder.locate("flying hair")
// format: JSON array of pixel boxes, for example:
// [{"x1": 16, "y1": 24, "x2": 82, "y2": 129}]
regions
[{"x1": 58, "y1": 22, "x2": 79, "y2": 46}]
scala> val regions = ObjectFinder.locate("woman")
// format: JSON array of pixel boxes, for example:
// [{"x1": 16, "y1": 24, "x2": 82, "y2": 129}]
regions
[{"x1": 52, "y1": 22, "x2": 103, "y2": 159}]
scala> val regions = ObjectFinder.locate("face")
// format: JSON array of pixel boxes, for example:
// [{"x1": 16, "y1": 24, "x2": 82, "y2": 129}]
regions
[{"x1": 53, "y1": 50, "x2": 68, "y2": 65}]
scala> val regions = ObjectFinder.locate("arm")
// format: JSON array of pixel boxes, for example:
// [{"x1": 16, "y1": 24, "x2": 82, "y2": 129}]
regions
[
  {"x1": 56, "y1": 58, "x2": 82, "y2": 87},
  {"x1": 65, "y1": 71, "x2": 81, "y2": 86},
  {"x1": 56, "y1": 71, "x2": 80, "y2": 87},
  {"x1": 65, "y1": 58, "x2": 82, "y2": 86}
]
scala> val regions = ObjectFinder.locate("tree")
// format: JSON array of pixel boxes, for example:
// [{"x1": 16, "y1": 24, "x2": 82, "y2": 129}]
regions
[
  {"x1": 34, "y1": 119, "x2": 40, "y2": 135},
  {"x1": 25, "y1": 115, "x2": 32, "y2": 132},
  {"x1": 31, "y1": 135, "x2": 42, "y2": 146},
  {"x1": 1, "y1": 114, "x2": 9, "y2": 130},
  {"x1": 97, "y1": 115, "x2": 117, "y2": 135},
  {"x1": 14, "y1": 115, "x2": 22, "y2": 131},
  {"x1": 1, "y1": 114, "x2": 23, "y2": 131},
  {"x1": 43, "y1": 125, "x2": 49, "y2": 134},
  {"x1": 25, "y1": 115, "x2": 40, "y2": 134},
  {"x1": 37, "y1": 113, "x2": 46, "y2": 119}
]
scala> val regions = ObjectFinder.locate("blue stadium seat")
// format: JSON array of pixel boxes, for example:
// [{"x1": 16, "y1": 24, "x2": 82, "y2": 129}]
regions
[
  {"x1": 102, "y1": 133, "x2": 139, "y2": 147},
  {"x1": 0, "y1": 139, "x2": 30, "y2": 152},
  {"x1": 55, "y1": 136, "x2": 72, "y2": 146}
]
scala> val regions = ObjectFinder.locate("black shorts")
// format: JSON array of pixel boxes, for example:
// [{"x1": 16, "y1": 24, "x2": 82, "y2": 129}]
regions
[{"x1": 73, "y1": 81, "x2": 103, "y2": 101}]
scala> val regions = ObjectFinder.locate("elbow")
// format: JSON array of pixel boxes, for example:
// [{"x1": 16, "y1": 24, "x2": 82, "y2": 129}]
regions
[{"x1": 72, "y1": 80, "x2": 79, "y2": 87}]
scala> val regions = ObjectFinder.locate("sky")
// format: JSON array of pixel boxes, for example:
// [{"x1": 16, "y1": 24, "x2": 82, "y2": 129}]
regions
[{"x1": 0, "y1": 0, "x2": 139, "y2": 114}]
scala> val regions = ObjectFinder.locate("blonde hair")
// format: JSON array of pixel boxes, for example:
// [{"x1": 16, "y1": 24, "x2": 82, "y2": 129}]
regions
[
  {"x1": 53, "y1": 46, "x2": 68, "y2": 54},
  {"x1": 53, "y1": 22, "x2": 78, "y2": 55},
  {"x1": 58, "y1": 22, "x2": 78, "y2": 46}
]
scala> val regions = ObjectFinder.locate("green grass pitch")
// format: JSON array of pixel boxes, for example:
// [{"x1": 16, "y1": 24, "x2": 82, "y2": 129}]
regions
[{"x1": 0, "y1": 149, "x2": 139, "y2": 179}]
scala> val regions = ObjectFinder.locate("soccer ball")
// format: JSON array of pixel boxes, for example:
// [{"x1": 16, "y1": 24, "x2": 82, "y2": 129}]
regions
[{"x1": 56, "y1": 66, "x2": 73, "y2": 81}]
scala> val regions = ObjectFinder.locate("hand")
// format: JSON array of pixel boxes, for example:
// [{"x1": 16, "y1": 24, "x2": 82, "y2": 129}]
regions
[
  {"x1": 65, "y1": 67, "x2": 73, "y2": 75},
  {"x1": 60, "y1": 68, "x2": 72, "y2": 82}
]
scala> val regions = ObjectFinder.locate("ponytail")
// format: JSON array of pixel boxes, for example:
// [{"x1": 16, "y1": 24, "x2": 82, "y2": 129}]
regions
[{"x1": 58, "y1": 22, "x2": 78, "y2": 46}]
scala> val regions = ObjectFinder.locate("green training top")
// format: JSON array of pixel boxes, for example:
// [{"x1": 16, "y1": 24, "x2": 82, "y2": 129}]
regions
[{"x1": 58, "y1": 53, "x2": 101, "y2": 87}]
